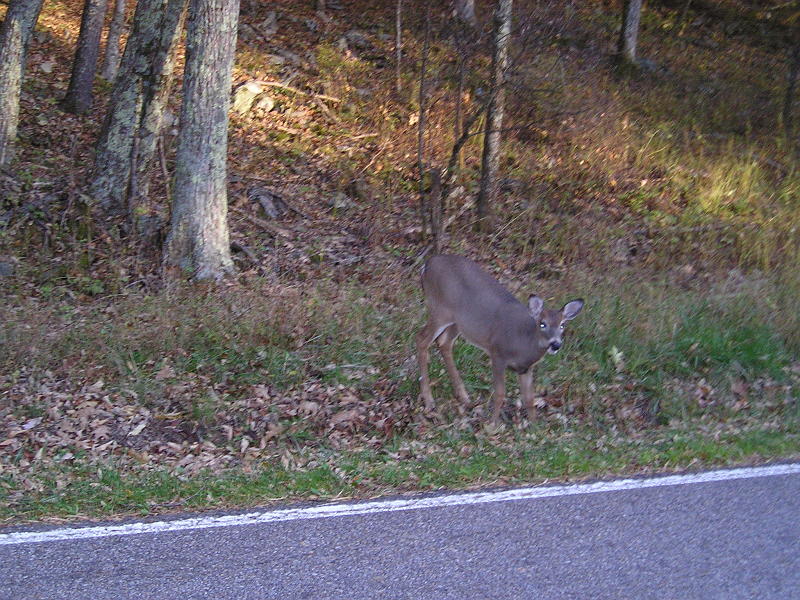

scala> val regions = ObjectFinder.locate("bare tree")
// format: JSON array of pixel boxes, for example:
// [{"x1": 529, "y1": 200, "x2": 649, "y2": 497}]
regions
[
  {"x1": 0, "y1": 0, "x2": 44, "y2": 168},
  {"x1": 784, "y1": 42, "x2": 800, "y2": 141},
  {"x1": 61, "y1": 0, "x2": 109, "y2": 114},
  {"x1": 163, "y1": 0, "x2": 239, "y2": 280},
  {"x1": 476, "y1": 0, "x2": 512, "y2": 231},
  {"x1": 101, "y1": 0, "x2": 127, "y2": 82},
  {"x1": 90, "y1": 0, "x2": 186, "y2": 214},
  {"x1": 417, "y1": 4, "x2": 432, "y2": 240},
  {"x1": 617, "y1": 0, "x2": 642, "y2": 65},
  {"x1": 395, "y1": 0, "x2": 402, "y2": 94}
]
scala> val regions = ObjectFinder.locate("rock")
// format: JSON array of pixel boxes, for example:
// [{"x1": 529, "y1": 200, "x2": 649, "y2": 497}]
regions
[
  {"x1": 232, "y1": 81, "x2": 263, "y2": 114},
  {"x1": 249, "y1": 187, "x2": 288, "y2": 219},
  {"x1": 232, "y1": 81, "x2": 274, "y2": 115},
  {"x1": 238, "y1": 23, "x2": 260, "y2": 42},
  {"x1": 258, "y1": 11, "x2": 278, "y2": 38},
  {"x1": 255, "y1": 95, "x2": 275, "y2": 112},
  {"x1": 637, "y1": 58, "x2": 659, "y2": 73},
  {"x1": 346, "y1": 178, "x2": 373, "y2": 203},
  {"x1": 274, "y1": 48, "x2": 304, "y2": 67},
  {"x1": 0, "y1": 258, "x2": 16, "y2": 277},
  {"x1": 329, "y1": 192, "x2": 355, "y2": 211},
  {"x1": 345, "y1": 30, "x2": 370, "y2": 50}
]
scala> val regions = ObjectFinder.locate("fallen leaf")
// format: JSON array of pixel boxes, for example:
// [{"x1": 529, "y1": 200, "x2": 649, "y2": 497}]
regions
[{"x1": 128, "y1": 420, "x2": 147, "y2": 436}]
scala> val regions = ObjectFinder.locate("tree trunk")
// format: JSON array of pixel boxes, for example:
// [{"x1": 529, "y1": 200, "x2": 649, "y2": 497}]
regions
[
  {"x1": 454, "y1": 0, "x2": 476, "y2": 27},
  {"x1": 101, "y1": 0, "x2": 127, "y2": 82},
  {"x1": 417, "y1": 5, "x2": 431, "y2": 239},
  {"x1": 0, "y1": 0, "x2": 44, "y2": 168},
  {"x1": 476, "y1": 0, "x2": 512, "y2": 231},
  {"x1": 90, "y1": 0, "x2": 186, "y2": 213},
  {"x1": 395, "y1": 0, "x2": 402, "y2": 94},
  {"x1": 130, "y1": 2, "x2": 187, "y2": 219},
  {"x1": 617, "y1": 0, "x2": 642, "y2": 65},
  {"x1": 61, "y1": 0, "x2": 109, "y2": 114},
  {"x1": 783, "y1": 42, "x2": 800, "y2": 141},
  {"x1": 163, "y1": 0, "x2": 238, "y2": 281}
]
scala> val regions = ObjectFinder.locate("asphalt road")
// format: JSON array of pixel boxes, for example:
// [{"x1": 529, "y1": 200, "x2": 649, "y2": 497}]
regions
[{"x1": 2, "y1": 464, "x2": 799, "y2": 599}]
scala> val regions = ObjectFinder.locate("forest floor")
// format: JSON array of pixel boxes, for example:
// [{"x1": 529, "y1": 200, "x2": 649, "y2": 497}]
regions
[{"x1": 1, "y1": 0, "x2": 799, "y2": 523}]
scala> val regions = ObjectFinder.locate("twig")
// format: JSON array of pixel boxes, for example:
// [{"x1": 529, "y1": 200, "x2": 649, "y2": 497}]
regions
[
  {"x1": 250, "y1": 79, "x2": 341, "y2": 103},
  {"x1": 230, "y1": 240, "x2": 258, "y2": 263},
  {"x1": 234, "y1": 176, "x2": 313, "y2": 220},
  {"x1": 230, "y1": 205, "x2": 293, "y2": 238},
  {"x1": 312, "y1": 96, "x2": 342, "y2": 125}
]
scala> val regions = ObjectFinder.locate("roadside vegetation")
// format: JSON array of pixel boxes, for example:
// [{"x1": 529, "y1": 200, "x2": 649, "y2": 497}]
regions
[{"x1": 1, "y1": 0, "x2": 799, "y2": 522}]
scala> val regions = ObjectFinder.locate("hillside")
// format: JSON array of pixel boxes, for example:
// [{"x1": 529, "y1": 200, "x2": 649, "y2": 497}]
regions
[{"x1": 1, "y1": 0, "x2": 798, "y2": 522}]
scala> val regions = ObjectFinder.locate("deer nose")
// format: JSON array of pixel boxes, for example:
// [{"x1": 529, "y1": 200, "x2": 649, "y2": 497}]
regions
[{"x1": 549, "y1": 340, "x2": 561, "y2": 352}]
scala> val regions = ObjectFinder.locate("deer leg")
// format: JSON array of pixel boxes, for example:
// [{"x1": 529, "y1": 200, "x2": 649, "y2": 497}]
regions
[
  {"x1": 436, "y1": 324, "x2": 471, "y2": 405},
  {"x1": 518, "y1": 367, "x2": 536, "y2": 422},
  {"x1": 416, "y1": 319, "x2": 444, "y2": 411},
  {"x1": 490, "y1": 357, "x2": 507, "y2": 423}
]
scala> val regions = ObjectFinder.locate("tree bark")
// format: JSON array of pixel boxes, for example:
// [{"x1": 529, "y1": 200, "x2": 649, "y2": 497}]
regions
[
  {"x1": 476, "y1": 0, "x2": 512, "y2": 231},
  {"x1": 454, "y1": 0, "x2": 476, "y2": 27},
  {"x1": 617, "y1": 0, "x2": 642, "y2": 65},
  {"x1": 395, "y1": 0, "x2": 402, "y2": 94},
  {"x1": 90, "y1": 0, "x2": 186, "y2": 213},
  {"x1": 61, "y1": 0, "x2": 109, "y2": 114},
  {"x1": 0, "y1": 0, "x2": 44, "y2": 168},
  {"x1": 101, "y1": 0, "x2": 127, "y2": 82},
  {"x1": 163, "y1": 0, "x2": 238, "y2": 281},
  {"x1": 130, "y1": 2, "x2": 187, "y2": 216},
  {"x1": 417, "y1": 5, "x2": 431, "y2": 239}
]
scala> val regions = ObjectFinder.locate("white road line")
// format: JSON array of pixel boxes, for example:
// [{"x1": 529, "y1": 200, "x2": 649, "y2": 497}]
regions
[{"x1": 2, "y1": 463, "x2": 799, "y2": 547}]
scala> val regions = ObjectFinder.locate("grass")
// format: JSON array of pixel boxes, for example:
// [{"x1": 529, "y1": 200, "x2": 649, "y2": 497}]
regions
[
  {"x1": 3, "y1": 270, "x2": 798, "y2": 522},
  {"x1": 3, "y1": 422, "x2": 798, "y2": 522}
]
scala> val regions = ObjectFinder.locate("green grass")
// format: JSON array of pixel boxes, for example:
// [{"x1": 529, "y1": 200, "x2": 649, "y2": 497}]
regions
[{"x1": 3, "y1": 423, "x2": 798, "y2": 522}]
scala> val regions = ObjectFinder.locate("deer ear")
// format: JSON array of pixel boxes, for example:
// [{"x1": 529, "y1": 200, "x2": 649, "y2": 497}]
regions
[
  {"x1": 528, "y1": 295, "x2": 544, "y2": 319},
  {"x1": 562, "y1": 299, "x2": 584, "y2": 321}
]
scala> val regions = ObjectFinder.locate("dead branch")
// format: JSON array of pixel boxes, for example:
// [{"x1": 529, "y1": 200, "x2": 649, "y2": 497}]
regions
[
  {"x1": 229, "y1": 205, "x2": 293, "y2": 238},
  {"x1": 249, "y1": 79, "x2": 341, "y2": 103}
]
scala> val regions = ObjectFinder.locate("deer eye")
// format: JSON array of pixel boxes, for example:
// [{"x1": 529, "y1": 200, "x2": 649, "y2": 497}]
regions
[
  {"x1": 559, "y1": 323, "x2": 565, "y2": 330},
  {"x1": 539, "y1": 321, "x2": 546, "y2": 329}
]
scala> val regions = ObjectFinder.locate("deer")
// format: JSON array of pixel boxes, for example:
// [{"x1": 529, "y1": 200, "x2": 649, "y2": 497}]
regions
[{"x1": 416, "y1": 254, "x2": 583, "y2": 423}]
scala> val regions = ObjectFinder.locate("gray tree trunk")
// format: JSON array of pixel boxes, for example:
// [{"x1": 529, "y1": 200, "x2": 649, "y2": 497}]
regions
[
  {"x1": 163, "y1": 0, "x2": 238, "y2": 280},
  {"x1": 61, "y1": 0, "x2": 109, "y2": 114},
  {"x1": 454, "y1": 0, "x2": 476, "y2": 27},
  {"x1": 0, "y1": 0, "x2": 44, "y2": 168},
  {"x1": 131, "y1": 2, "x2": 187, "y2": 217},
  {"x1": 476, "y1": 0, "x2": 512, "y2": 230},
  {"x1": 617, "y1": 0, "x2": 642, "y2": 65},
  {"x1": 101, "y1": 0, "x2": 127, "y2": 82},
  {"x1": 90, "y1": 0, "x2": 186, "y2": 213}
]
